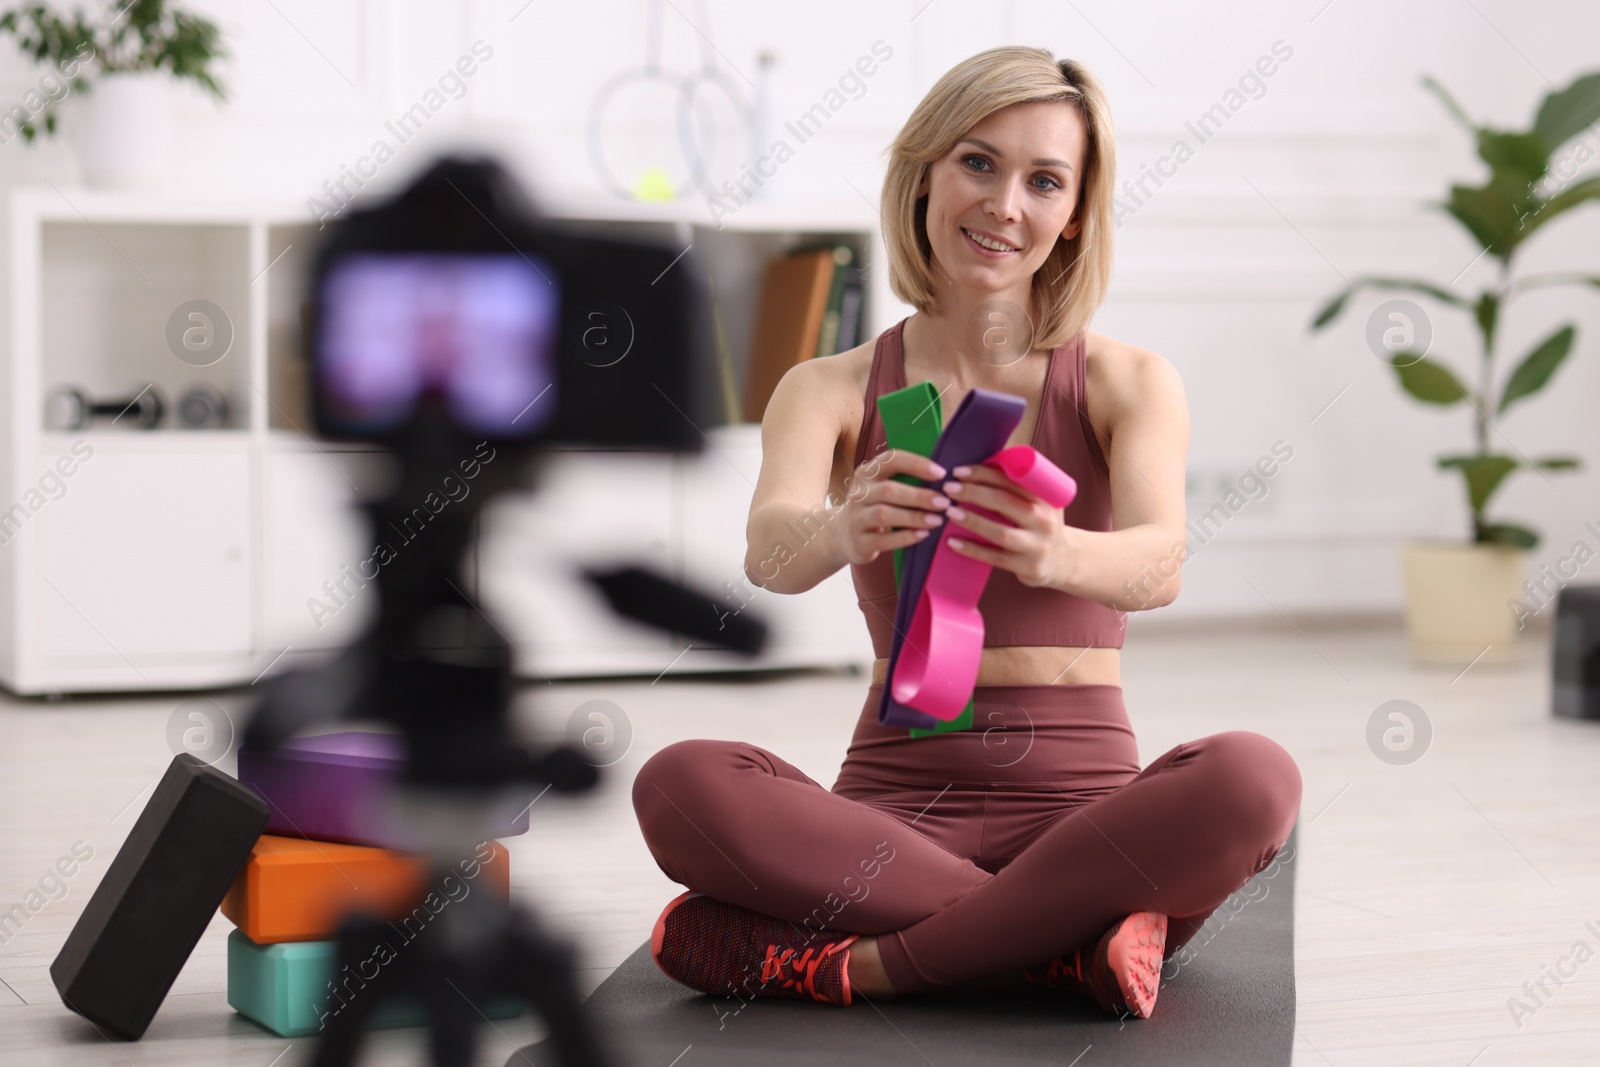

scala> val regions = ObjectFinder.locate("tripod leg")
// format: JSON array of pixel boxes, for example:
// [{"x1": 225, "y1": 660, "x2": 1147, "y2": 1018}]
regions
[
  {"x1": 500, "y1": 905, "x2": 617, "y2": 1067},
  {"x1": 420, "y1": 960, "x2": 480, "y2": 1067},
  {"x1": 309, "y1": 915, "x2": 403, "y2": 1067}
]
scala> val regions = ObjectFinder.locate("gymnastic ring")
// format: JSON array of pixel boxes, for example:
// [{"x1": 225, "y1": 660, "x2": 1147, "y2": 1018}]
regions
[
  {"x1": 585, "y1": 67, "x2": 703, "y2": 202},
  {"x1": 676, "y1": 65, "x2": 752, "y2": 200}
]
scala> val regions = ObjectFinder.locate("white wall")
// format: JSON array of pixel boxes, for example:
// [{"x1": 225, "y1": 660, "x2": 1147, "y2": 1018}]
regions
[{"x1": 2, "y1": 0, "x2": 1598, "y2": 621}]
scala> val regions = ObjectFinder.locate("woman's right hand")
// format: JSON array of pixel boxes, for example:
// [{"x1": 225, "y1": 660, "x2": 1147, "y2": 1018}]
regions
[{"x1": 832, "y1": 448, "x2": 953, "y2": 566}]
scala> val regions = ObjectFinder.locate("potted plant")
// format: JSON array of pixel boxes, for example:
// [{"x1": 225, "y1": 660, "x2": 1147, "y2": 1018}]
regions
[
  {"x1": 0, "y1": 0, "x2": 225, "y2": 187},
  {"x1": 1312, "y1": 69, "x2": 1600, "y2": 664}
]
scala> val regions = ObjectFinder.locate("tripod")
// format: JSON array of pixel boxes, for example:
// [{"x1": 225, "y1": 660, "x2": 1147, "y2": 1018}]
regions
[
  {"x1": 240, "y1": 421, "x2": 614, "y2": 1066},
  {"x1": 240, "y1": 153, "x2": 763, "y2": 1066},
  {"x1": 246, "y1": 413, "x2": 766, "y2": 1065}
]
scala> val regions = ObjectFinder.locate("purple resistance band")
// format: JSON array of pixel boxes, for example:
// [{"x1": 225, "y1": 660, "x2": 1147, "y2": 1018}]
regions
[{"x1": 875, "y1": 388, "x2": 1027, "y2": 728}]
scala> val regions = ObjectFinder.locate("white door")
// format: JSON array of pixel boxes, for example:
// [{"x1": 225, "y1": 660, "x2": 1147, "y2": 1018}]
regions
[
  {"x1": 37, "y1": 448, "x2": 251, "y2": 663},
  {"x1": 261, "y1": 448, "x2": 374, "y2": 651}
]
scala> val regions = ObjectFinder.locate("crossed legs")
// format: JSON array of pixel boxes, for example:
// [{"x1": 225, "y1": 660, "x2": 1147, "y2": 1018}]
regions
[{"x1": 632, "y1": 729, "x2": 1301, "y2": 997}]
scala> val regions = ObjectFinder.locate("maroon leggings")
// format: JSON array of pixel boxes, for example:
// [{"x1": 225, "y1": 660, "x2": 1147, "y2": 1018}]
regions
[{"x1": 632, "y1": 683, "x2": 1302, "y2": 995}]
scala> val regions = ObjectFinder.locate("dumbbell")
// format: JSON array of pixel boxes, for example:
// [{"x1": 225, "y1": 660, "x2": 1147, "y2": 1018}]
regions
[
  {"x1": 44, "y1": 385, "x2": 165, "y2": 430},
  {"x1": 176, "y1": 383, "x2": 229, "y2": 429}
]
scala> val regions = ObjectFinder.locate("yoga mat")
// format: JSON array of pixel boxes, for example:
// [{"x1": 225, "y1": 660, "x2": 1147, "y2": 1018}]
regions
[{"x1": 510, "y1": 827, "x2": 1298, "y2": 1067}]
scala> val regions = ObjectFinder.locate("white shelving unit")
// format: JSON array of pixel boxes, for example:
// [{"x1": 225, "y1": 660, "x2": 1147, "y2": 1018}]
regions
[{"x1": 0, "y1": 185, "x2": 890, "y2": 695}]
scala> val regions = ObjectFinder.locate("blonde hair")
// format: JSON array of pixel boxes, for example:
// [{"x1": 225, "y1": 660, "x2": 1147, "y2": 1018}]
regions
[{"x1": 881, "y1": 46, "x2": 1116, "y2": 349}]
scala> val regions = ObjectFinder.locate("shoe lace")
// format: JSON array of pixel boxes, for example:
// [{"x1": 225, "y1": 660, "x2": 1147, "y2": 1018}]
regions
[
  {"x1": 760, "y1": 937, "x2": 851, "y2": 1001},
  {"x1": 1040, "y1": 948, "x2": 1088, "y2": 987}
]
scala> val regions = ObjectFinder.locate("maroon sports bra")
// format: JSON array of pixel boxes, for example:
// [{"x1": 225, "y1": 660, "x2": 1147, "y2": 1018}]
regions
[{"x1": 848, "y1": 318, "x2": 1127, "y2": 658}]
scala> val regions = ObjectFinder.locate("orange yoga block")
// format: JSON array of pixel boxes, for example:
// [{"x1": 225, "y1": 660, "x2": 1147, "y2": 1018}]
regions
[{"x1": 221, "y1": 835, "x2": 510, "y2": 944}]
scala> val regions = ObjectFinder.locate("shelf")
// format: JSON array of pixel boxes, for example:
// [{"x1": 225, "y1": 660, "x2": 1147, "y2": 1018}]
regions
[
  {"x1": 264, "y1": 222, "x2": 319, "y2": 432},
  {"x1": 37, "y1": 429, "x2": 251, "y2": 452},
  {"x1": 39, "y1": 220, "x2": 253, "y2": 433},
  {"x1": 10, "y1": 185, "x2": 878, "y2": 232},
  {"x1": 543, "y1": 190, "x2": 879, "y2": 233},
  {"x1": 3, "y1": 185, "x2": 883, "y2": 693},
  {"x1": 12, "y1": 185, "x2": 304, "y2": 225}
]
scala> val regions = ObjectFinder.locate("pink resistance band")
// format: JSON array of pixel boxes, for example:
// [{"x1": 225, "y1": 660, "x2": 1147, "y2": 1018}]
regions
[{"x1": 889, "y1": 445, "x2": 1078, "y2": 720}]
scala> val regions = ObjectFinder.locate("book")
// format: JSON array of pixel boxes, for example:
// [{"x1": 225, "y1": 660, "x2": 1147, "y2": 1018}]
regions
[
  {"x1": 835, "y1": 266, "x2": 865, "y2": 352},
  {"x1": 814, "y1": 244, "x2": 855, "y2": 359},
  {"x1": 741, "y1": 246, "x2": 837, "y2": 422}
]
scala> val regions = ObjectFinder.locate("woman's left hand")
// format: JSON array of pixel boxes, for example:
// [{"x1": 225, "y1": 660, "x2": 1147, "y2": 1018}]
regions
[{"x1": 939, "y1": 464, "x2": 1067, "y2": 588}]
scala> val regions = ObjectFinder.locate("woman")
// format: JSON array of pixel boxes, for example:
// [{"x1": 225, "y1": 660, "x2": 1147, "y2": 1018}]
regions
[{"x1": 631, "y1": 46, "x2": 1301, "y2": 1021}]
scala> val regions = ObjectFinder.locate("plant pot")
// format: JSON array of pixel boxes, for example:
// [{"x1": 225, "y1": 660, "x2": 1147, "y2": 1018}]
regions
[
  {"x1": 1399, "y1": 540, "x2": 1528, "y2": 665},
  {"x1": 77, "y1": 72, "x2": 174, "y2": 188}
]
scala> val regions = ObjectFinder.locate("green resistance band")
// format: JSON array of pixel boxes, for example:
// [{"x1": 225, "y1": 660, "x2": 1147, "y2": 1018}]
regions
[{"x1": 875, "y1": 382, "x2": 975, "y2": 738}]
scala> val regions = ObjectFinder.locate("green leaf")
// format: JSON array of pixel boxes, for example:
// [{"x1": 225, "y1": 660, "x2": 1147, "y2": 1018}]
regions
[
  {"x1": 1439, "y1": 454, "x2": 1520, "y2": 512},
  {"x1": 1438, "y1": 173, "x2": 1542, "y2": 260},
  {"x1": 1511, "y1": 272, "x2": 1600, "y2": 295},
  {"x1": 1391, "y1": 355, "x2": 1470, "y2": 404},
  {"x1": 1519, "y1": 176, "x2": 1600, "y2": 243},
  {"x1": 0, "y1": 0, "x2": 228, "y2": 107},
  {"x1": 1477, "y1": 521, "x2": 1539, "y2": 550},
  {"x1": 1498, "y1": 323, "x2": 1575, "y2": 414},
  {"x1": 1421, "y1": 74, "x2": 1477, "y2": 135},
  {"x1": 1533, "y1": 71, "x2": 1600, "y2": 152},
  {"x1": 1477, "y1": 129, "x2": 1549, "y2": 185},
  {"x1": 1535, "y1": 456, "x2": 1581, "y2": 470},
  {"x1": 1310, "y1": 276, "x2": 1469, "y2": 330}
]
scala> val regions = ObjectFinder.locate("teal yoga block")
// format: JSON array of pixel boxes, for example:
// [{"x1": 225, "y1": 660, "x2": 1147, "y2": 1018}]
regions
[{"x1": 227, "y1": 930, "x2": 522, "y2": 1038}]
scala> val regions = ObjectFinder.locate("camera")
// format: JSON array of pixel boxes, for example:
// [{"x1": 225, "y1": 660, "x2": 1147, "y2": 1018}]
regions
[{"x1": 306, "y1": 155, "x2": 715, "y2": 453}]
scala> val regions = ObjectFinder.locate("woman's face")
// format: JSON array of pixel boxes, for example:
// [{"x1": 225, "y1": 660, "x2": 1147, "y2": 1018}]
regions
[{"x1": 917, "y1": 99, "x2": 1087, "y2": 298}]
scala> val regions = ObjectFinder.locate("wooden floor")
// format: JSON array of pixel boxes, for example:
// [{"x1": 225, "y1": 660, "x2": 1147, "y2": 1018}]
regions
[{"x1": 2, "y1": 619, "x2": 1596, "y2": 1065}]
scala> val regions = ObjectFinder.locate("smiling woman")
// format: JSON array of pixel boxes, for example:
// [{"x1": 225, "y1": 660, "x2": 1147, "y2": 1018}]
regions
[
  {"x1": 634, "y1": 45, "x2": 1302, "y2": 1026},
  {"x1": 879, "y1": 49, "x2": 1116, "y2": 352}
]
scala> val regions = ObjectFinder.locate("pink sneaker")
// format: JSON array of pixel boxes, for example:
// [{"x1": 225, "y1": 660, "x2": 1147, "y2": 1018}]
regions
[
  {"x1": 1024, "y1": 911, "x2": 1167, "y2": 1019},
  {"x1": 650, "y1": 890, "x2": 861, "y2": 1006}
]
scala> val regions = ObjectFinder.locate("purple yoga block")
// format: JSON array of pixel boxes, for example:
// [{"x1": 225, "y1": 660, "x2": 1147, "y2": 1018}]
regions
[{"x1": 236, "y1": 731, "x2": 530, "y2": 849}]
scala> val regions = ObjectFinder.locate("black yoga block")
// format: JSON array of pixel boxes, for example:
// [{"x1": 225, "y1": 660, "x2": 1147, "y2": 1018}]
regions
[
  {"x1": 50, "y1": 754, "x2": 269, "y2": 1039},
  {"x1": 1554, "y1": 585, "x2": 1600, "y2": 720}
]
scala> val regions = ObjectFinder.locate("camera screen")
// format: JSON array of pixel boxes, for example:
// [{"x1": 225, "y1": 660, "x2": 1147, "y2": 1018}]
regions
[{"x1": 317, "y1": 253, "x2": 560, "y2": 438}]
